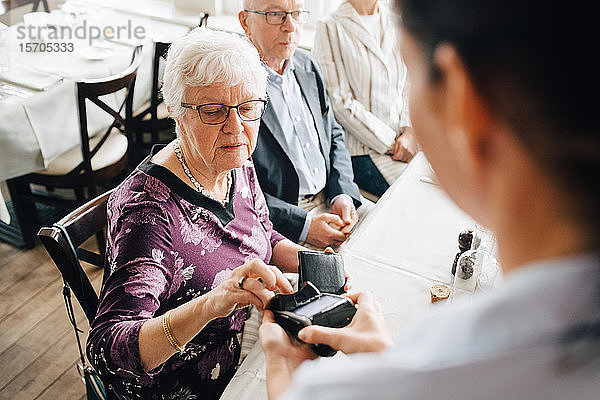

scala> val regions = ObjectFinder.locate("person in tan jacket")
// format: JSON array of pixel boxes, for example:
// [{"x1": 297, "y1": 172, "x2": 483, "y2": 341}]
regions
[{"x1": 313, "y1": 0, "x2": 419, "y2": 199}]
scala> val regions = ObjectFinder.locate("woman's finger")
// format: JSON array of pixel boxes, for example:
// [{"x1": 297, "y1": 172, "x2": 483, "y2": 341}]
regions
[
  {"x1": 242, "y1": 278, "x2": 276, "y2": 309},
  {"x1": 268, "y1": 265, "x2": 294, "y2": 294},
  {"x1": 235, "y1": 288, "x2": 267, "y2": 311},
  {"x1": 391, "y1": 146, "x2": 407, "y2": 161},
  {"x1": 392, "y1": 138, "x2": 401, "y2": 155},
  {"x1": 239, "y1": 259, "x2": 277, "y2": 290}
]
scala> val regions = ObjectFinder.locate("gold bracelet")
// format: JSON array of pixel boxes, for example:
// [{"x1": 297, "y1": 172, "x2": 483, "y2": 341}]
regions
[{"x1": 162, "y1": 311, "x2": 185, "y2": 353}]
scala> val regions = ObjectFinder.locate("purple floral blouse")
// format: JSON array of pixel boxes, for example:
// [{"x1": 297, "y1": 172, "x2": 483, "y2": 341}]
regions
[{"x1": 87, "y1": 146, "x2": 286, "y2": 400}]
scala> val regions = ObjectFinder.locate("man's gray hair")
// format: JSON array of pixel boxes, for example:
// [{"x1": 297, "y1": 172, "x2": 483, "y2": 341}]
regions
[{"x1": 162, "y1": 27, "x2": 268, "y2": 121}]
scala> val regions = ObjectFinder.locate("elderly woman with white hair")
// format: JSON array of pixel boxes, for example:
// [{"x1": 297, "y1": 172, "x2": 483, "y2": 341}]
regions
[{"x1": 86, "y1": 27, "x2": 306, "y2": 399}]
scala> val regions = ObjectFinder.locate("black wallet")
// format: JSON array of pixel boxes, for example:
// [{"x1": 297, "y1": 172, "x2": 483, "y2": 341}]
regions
[
  {"x1": 269, "y1": 281, "x2": 357, "y2": 357},
  {"x1": 298, "y1": 250, "x2": 346, "y2": 295}
]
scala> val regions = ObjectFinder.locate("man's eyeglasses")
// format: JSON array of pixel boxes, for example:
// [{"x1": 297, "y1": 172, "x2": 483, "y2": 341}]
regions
[
  {"x1": 181, "y1": 99, "x2": 268, "y2": 125},
  {"x1": 244, "y1": 9, "x2": 310, "y2": 25}
]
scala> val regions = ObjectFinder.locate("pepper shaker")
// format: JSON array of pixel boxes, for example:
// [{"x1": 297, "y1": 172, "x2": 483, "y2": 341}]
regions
[{"x1": 451, "y1": 229, "x2": 473, "y2": 275}]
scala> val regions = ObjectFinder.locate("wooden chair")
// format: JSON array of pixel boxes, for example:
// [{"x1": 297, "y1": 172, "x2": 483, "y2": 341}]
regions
[
  {"x1": 132, "y1": 13, "x2": 209, "y2": 154},
  {"x1": 0, "y1": 0, "x2": 49, "y2": 15},
  {"x1": 38, "y1": 189, "x2": 118, "y2": 399},
  {"x1": 133, "y1": 40, "x2": 174, "y2": 149},
  {"x1": 38, "y1": 189, "x2": 113, "y2": 323},
  {"x1": 7, "y1": 45, "x2": 143, "y2": 248}
]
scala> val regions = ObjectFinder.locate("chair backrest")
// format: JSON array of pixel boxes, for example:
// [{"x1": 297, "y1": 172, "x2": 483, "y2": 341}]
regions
[
  {"x1": 151, "y1": 13, "x2": 208, "y2": 112},
  {"x1": 149, "y1": 12, "x2": 209, "y2": 114},
  {"x1": 151, "y1": 41, "x2": 170, "y2": 117},
  {"x1": 1, "y1": 0, "x2": 48, "y2": 14},
  {"x1": 31, "y1": 0, "x2": 47, "y2": 12},
  {"x1": 74, "y1": 45, "x2": 143, "y2": 181},
  {"x1": 38, "y1": 189, "x2": 113, "y2": 323},
  {"x1": 137, "y1": 15, "x2": 208, "y2": 144},
  {"x1": 199, "y1": 12, "x2": 209, "y2": 27}
]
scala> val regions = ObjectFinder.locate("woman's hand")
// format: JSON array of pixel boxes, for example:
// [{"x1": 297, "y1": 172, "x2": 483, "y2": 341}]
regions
[
  {"x1": 297, "y1": 291, "x2": 392, "y2": 354},
  {"x1": 389, "y1": 127, "x2": 419, "y2": 162},
  {"x1": 205, "y1": 258, "x2": 294, "y2": 319},
  {"x1": 139, "y1": 259, "x2": 292, "y2": 372}
]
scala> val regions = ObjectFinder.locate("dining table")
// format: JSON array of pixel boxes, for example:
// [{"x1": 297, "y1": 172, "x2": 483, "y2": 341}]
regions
[
  {"x1": 218, "y1": 151, "x2": 502, "y2": 400},
  {"x1": 0, "y1": 0, "x2": 319, "y2": 230},
  {"x1": 82, "y1": 0, "x2": 316, "y2": 50},
  {"x1": 0, "y1": 1, "x2": 194, "y2": 227}
]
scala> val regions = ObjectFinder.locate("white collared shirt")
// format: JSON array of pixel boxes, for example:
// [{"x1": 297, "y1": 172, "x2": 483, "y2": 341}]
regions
[{"x1": 265, "y1": 59, "x2": 327, "y2": 199}]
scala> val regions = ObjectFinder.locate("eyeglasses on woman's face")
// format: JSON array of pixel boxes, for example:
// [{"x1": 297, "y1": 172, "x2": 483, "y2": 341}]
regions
[
  {"x1": 244, "y1": 9, "x2": 310, "y2": 25},
  {"x1": 181, "y1": 99, "x2": 268, "y2": 125}
]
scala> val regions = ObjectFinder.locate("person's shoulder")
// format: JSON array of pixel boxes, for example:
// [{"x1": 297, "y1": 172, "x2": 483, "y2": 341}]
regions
[
  {"x1": 292, "y1": 48, "x2": 314, "y2": 65},
  {"x1": 293, "y1": 49, "x2": 320, "y2": 72},
  {"x1": 110, "y1": 169, "x2": 145, "y2": 203},
  {"x1": 319, "y1": 2, "x2": 356, "y2": 24},
  {"x1": 316, "y1": 12, "x2": 338, "y2": 26},
  {"x1": 110, "y1": 168, "x2": 173, "y2": 213}
]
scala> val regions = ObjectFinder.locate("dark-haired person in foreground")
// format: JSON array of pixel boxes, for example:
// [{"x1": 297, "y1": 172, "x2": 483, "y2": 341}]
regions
[{"x1": 258, "y1": 0, "x2": 600, "y2": 398}]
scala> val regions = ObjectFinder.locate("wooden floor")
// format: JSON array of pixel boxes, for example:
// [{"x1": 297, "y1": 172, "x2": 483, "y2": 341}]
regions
[{"x1": 0, "y1": 239, "x2": 103, "y2": 400}]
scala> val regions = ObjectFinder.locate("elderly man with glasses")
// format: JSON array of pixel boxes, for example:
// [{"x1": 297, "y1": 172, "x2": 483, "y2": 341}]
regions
[{"x1": 239, "y1": 0, "x2": 365, "y2": 250}]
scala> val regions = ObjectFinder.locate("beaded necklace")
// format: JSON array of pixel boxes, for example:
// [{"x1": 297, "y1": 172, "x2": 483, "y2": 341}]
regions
[{"x1": 173, "y1": 139, "x2": 231, "y2": 207}]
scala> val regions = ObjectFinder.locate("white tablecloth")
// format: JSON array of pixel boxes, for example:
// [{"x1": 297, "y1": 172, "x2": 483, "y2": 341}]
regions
[
  {"x1": 219, "y1": 152, "x2": 490, "y2": 400},
  {"x1": 341, "y1": 152, "x2": 474, "y2": 288},
  {"x1": 85, "y1": 0, "x2": 317, "y2": 50},
  {"x1": 0, "y1": 6, "x2": 192, "y2": 223}
]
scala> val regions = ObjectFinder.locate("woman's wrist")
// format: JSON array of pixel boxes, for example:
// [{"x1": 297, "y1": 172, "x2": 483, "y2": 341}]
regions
[
  {"x1": 167, "y1": 297, "x2": 214, "y2": 348},
  {"x1": 192, "y1": 292, "x2": 220, "y2": 322},
  {"x1": 271, "y1": 239, "x2": 302, "y2": 274}
]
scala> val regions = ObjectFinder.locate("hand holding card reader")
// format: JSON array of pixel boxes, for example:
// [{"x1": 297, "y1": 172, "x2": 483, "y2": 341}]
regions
[{"x1": 269, "y1": 281, "x2": 357, "y2": 357}]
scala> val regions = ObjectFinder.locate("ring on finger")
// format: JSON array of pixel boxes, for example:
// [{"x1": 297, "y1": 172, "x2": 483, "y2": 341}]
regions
[{"x1": 238, "y1": 276, "x2": 247, "y2": 289}]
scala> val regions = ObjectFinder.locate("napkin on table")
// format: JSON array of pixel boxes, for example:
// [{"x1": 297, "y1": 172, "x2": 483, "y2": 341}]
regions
[{"x1": 0, "y1": 68, "x2": 62, "y2": 91}]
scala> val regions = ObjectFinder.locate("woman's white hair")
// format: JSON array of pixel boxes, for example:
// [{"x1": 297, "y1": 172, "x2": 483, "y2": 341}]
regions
[{"x1": 162, "y1": 27, "x2": 268, "y2": 122}]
